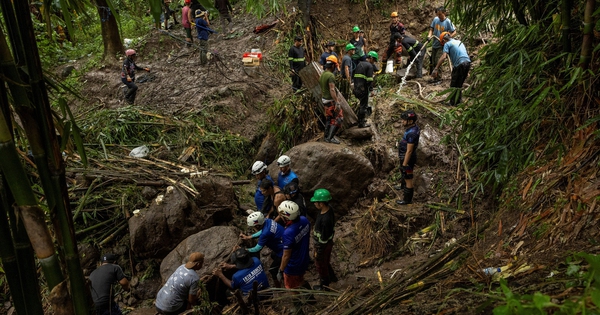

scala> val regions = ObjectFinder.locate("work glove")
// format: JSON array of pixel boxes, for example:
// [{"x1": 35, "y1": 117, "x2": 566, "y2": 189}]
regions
[
  {"x1": 144, "y1": 68, "x2": 150, "y2": 72},
  {"x1": 277, "y1": 270, "x2": 283, "y2": 283}
]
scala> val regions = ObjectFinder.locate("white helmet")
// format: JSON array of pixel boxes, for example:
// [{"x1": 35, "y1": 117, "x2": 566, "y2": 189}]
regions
[
  {"x1": 278, "y1": 200, "x2": 299, "y2": 220},
  {"x1": 247, "y1": 212, "x2": 265, "y2": 227},
  {"x1": 251, "y1": 161, "x2": 267, "y2": 175},
  {"x1": 277, "y1": 155, "x2": 291, "y2": 167}
]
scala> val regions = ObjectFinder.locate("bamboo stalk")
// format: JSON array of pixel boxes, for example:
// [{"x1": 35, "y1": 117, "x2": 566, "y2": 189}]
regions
[
  {"x1": 75, "y1": 219, "x2": 115, "y2": 236},
  {"x1": 578, "y1": 0, "x2": 595, "y2": 69},
  {"x1": 99, "y1": 222, "x2": 128, "y2": 247}
]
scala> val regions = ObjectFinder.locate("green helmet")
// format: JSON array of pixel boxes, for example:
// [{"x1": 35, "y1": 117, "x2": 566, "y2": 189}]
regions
[
  {"x1": 352, "y1": 26, "x2": 360, "y2": 32},
  {"x1": 345, "y1": 43, "x2": 356, "y2": 51},
  {"x1": 367, "y1": 51, "x2": 379, "y2": 61},
  {"x1": 311, "y1": 189, "x2": 332, "y2": 202}
]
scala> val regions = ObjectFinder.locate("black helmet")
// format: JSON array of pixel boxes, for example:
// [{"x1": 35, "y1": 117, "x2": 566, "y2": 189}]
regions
[
  {"x1": 400, "y1": 110, "x2": 417, "y2": 122},
  {"x1": 283, "y1": 181, "x2": 299, "y2": 195}
]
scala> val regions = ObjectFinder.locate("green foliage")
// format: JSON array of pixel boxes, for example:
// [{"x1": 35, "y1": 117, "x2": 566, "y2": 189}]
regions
[
  {"x1": 266, "y1": 94, "x2": 305, "y2": 153},
  {"x1": 244, "y1": 0, "x2": 285, "y2": 18}
]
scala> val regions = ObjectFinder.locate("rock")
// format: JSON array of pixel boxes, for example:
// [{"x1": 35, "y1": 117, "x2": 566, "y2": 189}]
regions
[
  {"x1": 267, "y1": 142, "x2": 375, "y2": 216},
  {"x1": 127, "y1": 297, "x2": 137, "y2": 306},
  {"x1": 217, "y1": 86, "x2": 232, "y2": 97},
  {"x1": 254, "y1": 132, "x2": 277, "y2": 166},
  {"x1": 61, "y1": 65, "x2": 75, "y2": 78},
  {"x1": 141, "y1": 186, "x2": 158, "y2": 200},
  {"x1": 416, "y1": 123, "x2": 451, "y2": 166},
  {"x1": 130, "y1": 277, "x2": 139, "y2": 288},
  {"x1": 159, "y1": 226, "x2": 240, "y2": 281},
  {"x1": 78, "y1": 243, "x2": 100, "y2": 276},
  {"x1": 129, "y1": 177, "x2": 238, "y2": 258},
  {"x1": 367, "y1": 178, "x2": 392, "y2": 200},
  {"x1": 364, "y1": 144, "x2": 396, "y2": 175},
  {"x1": 132, "y1": 277, "x2": 161, "y2": 300},
  {"x1": 341, "y1": 126, "x2": 373, "y2": 140}
]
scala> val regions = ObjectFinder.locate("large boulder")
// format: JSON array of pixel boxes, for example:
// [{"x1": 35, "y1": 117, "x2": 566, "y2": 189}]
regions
[
  {"x1": 159, "y1": 226, "x2": 240, "y2": 281},
  {"x1": 129, "y1": 177, "x2": 238, "y2": 258},
  {"x1": 268, "y1": 142, "x2": 375, "y2": 216}
]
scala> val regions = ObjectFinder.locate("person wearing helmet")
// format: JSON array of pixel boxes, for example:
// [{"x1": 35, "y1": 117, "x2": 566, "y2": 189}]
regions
[
  {"x1": 340, "y1": 43, "x2": 356, "y2": 100},
  {"x1": 182, "y1": 0, "x2": 193, "y2": 47},
  {"x1": 251, "y1": 161, "x2": 274, "y2": 211},
  {"x1": 283, "y1": 181, "x2": 307, "y2": 217},
  {"x1": 239, "y1": 211, "x2": 284, "y2": 287},
  {"x1": 212, "y1": 248, "x2": 270, "y2": 297},
  {"x1": 395, "y1": 110, "x2": 420, "y2": 205},
  {"x1": 427, "y1": 6, "x2": 456, "y2": 81},
  {"x1": 396, "y1": 33, "x2": 425, "y2": 78},
  {"x1": 89, "y1": 254, "x2": 130, "y2": 315},
  {"x1": 121, "y1": 49, "x2": 150, "y2": 105},
  {"x1": 353, "y1": 51, "x2": 378, "y2": 128},
  {"x1": 384, "y1": 11, "x2": 406, "y2": 62},
  {"x1": 289, "y1": 35, "x2": 306, "y2": 92},
  {"x1": 310, "y1": 189, "x2": 338, "y2": 290},
  {"x1": 277, "y1": 201, "x2": 311, "y2": 293},
  {"x1": 350, "y1": 26, "x2": 368, "y2": 68},
  {"x1": 276, "y1": 155, "x2": 299, "y2": 190},
  {"x1": 432, "y1": 33, "x2": 471, "y2": 106},
  {"x1": 195, "y1": 10, "x2": 215, "y2": 65},
  {"x1": 259, "y1": 180, "x2": 286, "y2": 219},
  {"x1": 320, "y1": 56, "x2": 343, "y2": 144},
  {"x1": 319, "y1": 41, "x2": 339, "y2": 69}
]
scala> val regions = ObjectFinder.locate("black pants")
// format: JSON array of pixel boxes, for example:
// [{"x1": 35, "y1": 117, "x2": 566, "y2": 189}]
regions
[
  {"x1": 449, "y1": 62, "x2": 470, "y2": 105},
  {"x1": 122, "y1": 78, "x2": 138, "y2": 104},
  {"x1": 353, "y1": 87, "x2": 369, "y2": 120},
  {"x1": 385, "y1": 34, "x2": 397, "y2": 61},
  {"x1": 291, "y1": 72, "x2": 303, "y2": 92}
]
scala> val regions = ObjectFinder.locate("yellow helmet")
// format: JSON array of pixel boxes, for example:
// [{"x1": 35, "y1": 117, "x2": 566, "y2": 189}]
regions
[{"x1": 391, "y1": 11, "x2": 398, "y2": 17}]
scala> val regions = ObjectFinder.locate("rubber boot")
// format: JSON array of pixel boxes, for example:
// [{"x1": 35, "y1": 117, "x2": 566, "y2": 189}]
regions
[
  {"x1": 393, "y1": 179, "x2": 405, "y2": 191},
  {"x1": 324, "y1": 122, "x2": 331, "y2": 142},
  {"x1": 313, "y1": 278, "x2": 330, "y2": 291},
  {"x1": 396, "y1": 187, "x2": 414, "y2": 205},
  {"x1": 358, "y1": 117, "x2": 371, "y2": 128},
  {"x1": 327, "y1": 126, "x2": 340, "y2": 144}
]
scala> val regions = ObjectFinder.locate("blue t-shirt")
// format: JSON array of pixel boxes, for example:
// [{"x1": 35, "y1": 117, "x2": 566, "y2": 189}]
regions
[
  {"x1": 430, "y1": 17, "x2": 455, "y2": 48},
  {"x1": 319, "y1": 51, "x2": 339, "y2": 65},
  {"x1": 282, "y1": 216, "x2": 311, "y2": 276},
  {"x1": 398, "y1": 125, "x2": 420, "y2": 159},
  {"x1": 278, "y1": 170, "x2": 298, "y2": 190},
  {"x1": 195, "y1": 18, "x2": 212, "y2": 40},
  {"x1": 231, "y1": 257, "x2": 270, "y2": 295},
  {"x1": 257, "y1": 219, "x2": 284, "y2": 257},
  {"x1": 443, "y1": 39, "x2": 471, "y2": 67},
  {"x1": 254, "y1": 175, "x2": 274, "y2": 210}
]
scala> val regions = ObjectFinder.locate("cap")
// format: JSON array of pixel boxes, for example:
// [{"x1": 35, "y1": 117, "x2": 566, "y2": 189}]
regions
[
  {"x1": 102, "y1": 253, "x2": 118, "y2": 263},
  {"x1": 325, "y1": 41, "x2": 335, "y2": 47},
  {"x1": 294, "y1": 35, "x2": 303, "y2": 41},
  {"x1": 185, "y1": 252, "x2": 205, "y2": 269},
  {"x1": 230, "y1": 248, "x2": 253, "y2": 269}
]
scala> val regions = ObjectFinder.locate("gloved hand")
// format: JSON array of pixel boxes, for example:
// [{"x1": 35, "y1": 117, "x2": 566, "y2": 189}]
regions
[
  {"x1": 277, "y1": 270, "x2": 283, "y2": 283},
  {"x1": 400, "y1": 165, "x2": 408, "y2": 176},
  {"x1": 144, "y1": 67, "x2": 150, "y2": 72}
]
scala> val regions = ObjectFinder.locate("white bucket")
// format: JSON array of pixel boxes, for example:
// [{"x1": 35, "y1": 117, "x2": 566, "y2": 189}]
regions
[{"x1": 385, "y1": 59, "x2": 394, "y2": 73}]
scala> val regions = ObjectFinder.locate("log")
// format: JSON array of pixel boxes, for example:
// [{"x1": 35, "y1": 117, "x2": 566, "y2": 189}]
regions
[
  {"x1": 232, "y1": 180, "x2": 252, "y2": 185},
  {"x1": 298, "y1": 62, "x2": 358, "y2": 129},
  {"x1": 341, "y1": 126, "x2": 373, "y2": 140}
]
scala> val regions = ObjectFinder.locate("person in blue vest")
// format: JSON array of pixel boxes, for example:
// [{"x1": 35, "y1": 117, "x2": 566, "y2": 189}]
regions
[
  {"x1": 194, "y1": 10, "x2": 215, "y2": 65},
  {"x1": 213, "y1": 248, "x2": 270, "y2": 297},
  {"x1": 239, "y1": 211, "x2": 284, "y2": 287},
  {"x1": 276, "y1": 155, "x2": 299, "y2": 190},
  {"x1": 432, "y1": 32, "x2": 471, "y2": 106},
  {"x1": 277, "y1": 201, "x2": 311, "y2": 294},
  {"x1": 251, "y1": 161, "x2": 273, "y2": 212},
  {"x1": 395, "y1": 110, "x2": 420, "y2": 205}
]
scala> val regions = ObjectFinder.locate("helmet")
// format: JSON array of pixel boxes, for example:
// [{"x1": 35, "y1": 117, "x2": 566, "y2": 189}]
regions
[
  {"x1": 310, "y1": 188, "x2": 332, "y2": 202},
  {"x1": 400, "y1": 110, "x2": 417, "y2": 121},
  {"x1": 391, "y1": 11, "x2": 398, "y2": 17},
  {"x1": 125, "y1": 49, "x2": 136, "y2": 57},
  {"x1": 251, "y1": 161, "x2": 267, "y2": 175},
  {"x1": 277, "y1": 155, "x2": 291, "y2": 167},
  {"x1": 440, "y1": 31, "x2": 452, "y2": 43},
  {"x1": 345, "y1": 43, "x2": 356, "y2": 51},
  {"x1": 184, "y1": 0, "x2": 191, "y2": 3},
  {"x1": 352, "y1": 26, "x2": 360, "y2": 32},
  {"x1": 278, "y1": 200, "x2": 300, "y2": 220},
  {"x1": 326, "y1": 55, "x2": 339, "y2": 65},
  {"x1": 247, "y1": 212, "x2": 265, "y2": 227},
  {"x1": 367, "y1": 51, "x2": 379, "y2": 61},
  {"x1": 325, "y1": 41, "x2": 336, "y2": 47},
  {"x1": 283, "y1": 181, "x2": 299, "y2": 195}
]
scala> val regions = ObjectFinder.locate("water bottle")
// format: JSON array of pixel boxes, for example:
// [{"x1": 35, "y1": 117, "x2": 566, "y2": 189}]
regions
[{"x1": 482, "y1": 267, "x2": 501, "y2": 276}]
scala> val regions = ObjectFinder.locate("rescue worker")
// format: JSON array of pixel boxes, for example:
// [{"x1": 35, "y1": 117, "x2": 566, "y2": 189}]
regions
[
  {"x1": 310, "y1": 189, "x2": 338, "y2": 290},
  {"x1": 259, "y1": 180, "x2": 286, "y2": 219},
  {"x1": 384, "y1": 11, "x2": 405, "y2": 62},
  {"x1": 350, "y1": 26, "x2": 367, "y2": 67},
  {"x1": 277, "y1": 155, "x2": 299, "y2": 189},
  {"x1": 397, "y1": 33, "x2": 425, "y2": 78},
  {"x1": 182, "y1": 0, "x2": 192, "y2": 47},
  {"x1": 251, "y1": 161, "x2": 274, "y2": 211},
  {"x1": 432, "y1": 32, "x2": 471, "y2": 106},
  {"x1": 289, "y1": 36, "x2": 306, "y2": 92},
  {"x1": 283, "y1": 181, "x2": 307, "y2": 217},
  {"x1": 396, "y1": 110, "x2": 420, "y2": 205},
  {"x1": 89, "y1": 254, "x2": 130, "y2": 315},
  {"x1": 121, "y1": 49, "x2": 150, "y2": 105},
  {"x1": 320, "y1": 56, "x2": 343, "y2": 144},
  {"x1": 427, "y1": 6, "x2": 456, "y2": 81},
  {"x1": 277, "y1": 201, "x2": 311, "y2": 309},
  {"x1": 214, "y1": 0, "x2": 233, "y2": 35},
  {"x1": 213, "y1": 248, "x2": 270, "y2": 296},
  {"x1": 195, "y1": 10, "x2": 215, "y2": 65},
  {"x1": 162, "y1": 0, "x2": 178, "y2": 30},
  {"x1": 240, "y1": 212, "x2": 284, "y2": 287},
  {"x1": 340, "y1": 43, "x2": 356, "y2": 100},
  {"x1": 155, "y1": 252, "x2": 209, "y2": 314},
  {"x1": 353, "y1": 51, "x2": 378, "y2": 128},
  {"x1": 319, "y1": 41, "x2": 338, "y2": 67}
]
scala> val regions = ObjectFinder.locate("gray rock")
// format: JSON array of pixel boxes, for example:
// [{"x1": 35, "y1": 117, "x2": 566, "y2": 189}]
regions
[
  {"x1": 159, "y1": 226, "x2": 240, "y2": 281},
  {"x1": 217, "y1": 86, "x2": 232, "y2": 97},
  {"x1": 61, "y1": 65, "x2": 75, "y2": 78},
  {"x1": 253, "y1": 132, "x2": 277, "y2": 166},
  {"x1": 129, "y1": 177, "x2": 238, "y2": 258},
  {"x1": 416, "y1": 123, "x2": 451, "y2": 166},
  {"x1": 141, "y1": 186, "x2": 158, "y2": 200},
  {"x1": 268, "y1": 142, "x2": 375, "y2": 217},
  {"x1": 131, "y1": 277, "x2": 161, "y2": 300}
]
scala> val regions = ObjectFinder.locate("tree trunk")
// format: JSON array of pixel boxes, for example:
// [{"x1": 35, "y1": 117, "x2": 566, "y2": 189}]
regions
[
  {"x1": 510, "y1": 0, "x2": 527, "y2": 25},
  {"x1": 561, "y1": 0, "x2": 572, "y2": 53},
  {"x1": 96, "y1": 0, "x2": 124, "y2": 61},
  {"x1": 579, "y1": 0, "x2": 595, "y2": 70},
  {"x1": 297, "y1": 0, "x2": 310, "y2": 26}
]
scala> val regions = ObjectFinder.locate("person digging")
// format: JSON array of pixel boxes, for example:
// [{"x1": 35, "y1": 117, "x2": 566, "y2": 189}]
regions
[{"x1": 395, "y1": 110, "x2": 420, "y2": 205}]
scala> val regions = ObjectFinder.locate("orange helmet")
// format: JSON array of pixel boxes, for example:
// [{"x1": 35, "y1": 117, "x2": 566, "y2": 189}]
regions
[
  {"x1": 326, "y1": 55, "x2": 339, "y2": 65},
  {"x1": 439, "y1": 32, "x2": 452, "y2": 44},
  {"x1": 391, "y1": 11, "x2": 398, "y2": 17}
]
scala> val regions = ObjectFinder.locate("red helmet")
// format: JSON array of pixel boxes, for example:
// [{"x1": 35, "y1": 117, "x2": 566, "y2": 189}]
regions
[
  {"x1": 184, "y1": 0, "x2": 191, "y2": 3},
  {"x1": 125, "y1": 49, "x2": 136, "y2": 57}
]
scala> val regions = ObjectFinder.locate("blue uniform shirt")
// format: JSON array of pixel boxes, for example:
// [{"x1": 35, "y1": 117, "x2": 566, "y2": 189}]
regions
[
  {"x1": 278, "y1": 170, "x2": 298, "y2": 190},
  {"x1": 231, "y1": 257, "x2": 270, "y2": 295},
  {"x1": 282, "y1": 216, "x2": 311, "y2": 276},
  {"x1": 319, "y1": 51, "x2": 339, "y2": 65},
  {"x1": 398, "y1": 124, "x2": 420, "y2": 159},
  {"x1": 256, "y1": 219, "x2": 284, "y2": 257},
  {"x1": 443, "y1": 39, "x2": 471, "y2": 67},
  {"x1": 430, "y1": 17, "x2": 456, "y2": 48},
  {"x1": 254, "y1": 175, "x2": 274, "y2": 210}
]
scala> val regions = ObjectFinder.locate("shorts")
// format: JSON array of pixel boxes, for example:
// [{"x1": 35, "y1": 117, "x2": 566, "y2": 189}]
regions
[{"x1": 284, "y1": 273, "x2": 304, "y2": 289}]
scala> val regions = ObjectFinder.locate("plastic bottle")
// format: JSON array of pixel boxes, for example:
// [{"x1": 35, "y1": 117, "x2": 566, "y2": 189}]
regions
[{"x1": 482, "y1": 267, "x2": 502, "y2": 275}]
